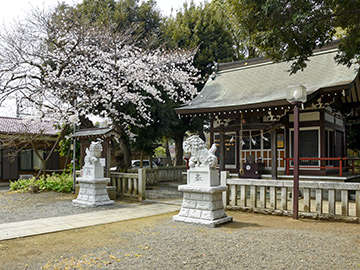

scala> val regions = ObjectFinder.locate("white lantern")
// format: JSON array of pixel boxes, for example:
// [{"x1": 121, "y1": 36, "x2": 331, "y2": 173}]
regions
[{"x1": 286, "y1": 85, "x2": 307, "y2": 103}]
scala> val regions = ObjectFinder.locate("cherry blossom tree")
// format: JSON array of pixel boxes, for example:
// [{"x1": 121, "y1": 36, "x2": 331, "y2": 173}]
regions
[{"x1": 0, "y1": 6, "x2": 199, "y2": 132}]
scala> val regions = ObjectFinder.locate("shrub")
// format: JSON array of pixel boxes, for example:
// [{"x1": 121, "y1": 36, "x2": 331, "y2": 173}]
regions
[{"x1": 10, "y1": 173, "x2": 73, "y2": 193}]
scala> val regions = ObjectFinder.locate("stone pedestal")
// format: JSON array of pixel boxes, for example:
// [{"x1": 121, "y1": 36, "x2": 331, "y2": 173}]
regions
[
  {"x1": 73, "y1": 163, "x2": 114, "y2": 207},
  {"x1": 187, "y1": 167, "x2": 219, "y2": 186},
  {"x1": 173, "y1": 185, "x2": 232, "y2": 228}
]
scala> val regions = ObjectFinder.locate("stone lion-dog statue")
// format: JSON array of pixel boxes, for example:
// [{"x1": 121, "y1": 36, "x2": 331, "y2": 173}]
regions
[
  {"x1": 84, "y1": 140, "x2": 103, "y2": 166},
  {"x1": 183, "y1": 135, "x2": 217, "y2": 168}
]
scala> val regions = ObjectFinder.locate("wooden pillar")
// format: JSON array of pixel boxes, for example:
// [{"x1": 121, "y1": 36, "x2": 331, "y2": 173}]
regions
[
  {"x1": 236, "y1": 130, "x2": 240, "y2": 172},
  {"x1": 220, "y1": 126, "x2": 225, "y2": 171},
  {"x1": 343, "y1": 118, "x2": 347, "y2": 158},
  {"x1": 80, "y1": 138, "x2": 85, "y2": 167},
  {"x1": 320, "y1": 110, "x2": 326, "y2": 169},
  {"x1": 106, "y1": 138, "x2": 111, "y2": 177},
  {"x1": 271, "y1": 129, "x2": 277, "y2": 179},
  {"x1": 209, "y1": 119, "x2": 214, "y2": 146}
]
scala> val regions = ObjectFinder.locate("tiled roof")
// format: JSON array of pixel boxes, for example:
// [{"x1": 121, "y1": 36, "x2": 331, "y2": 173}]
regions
[
  {"x1": 0, "y1": 117, "x2": 58, "y2": 136},
  {"x1": 72, "y1": 127, "x2": 120, "y2": 138},
  {"x1": 176, "y1": 48, "x2": 359, "y2": 113}
]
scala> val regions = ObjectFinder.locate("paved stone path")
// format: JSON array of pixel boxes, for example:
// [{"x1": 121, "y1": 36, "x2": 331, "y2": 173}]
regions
[{"x1": 0, "y1": 199, "x2": 182, "y2": 241}]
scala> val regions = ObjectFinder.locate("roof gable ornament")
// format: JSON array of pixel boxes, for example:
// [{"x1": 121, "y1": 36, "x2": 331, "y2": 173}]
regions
[
  {"x1": 214, "y1": 116, "x2": 230, "y2": 127},
  {"x1": 266, "y1": 109, "x2": 289, "y2": 122},
  {"x1": 210, "y1": 61, "x2": 219, "y2": 80}
]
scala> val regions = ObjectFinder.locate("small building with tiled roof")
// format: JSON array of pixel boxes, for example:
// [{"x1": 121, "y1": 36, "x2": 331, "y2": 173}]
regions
[
  {"x1": 0, "y1": 117, "x2": 58, "y2": 137},
  {"x1": 0, "y1": 117, "x2": 66, "y2": 180}
]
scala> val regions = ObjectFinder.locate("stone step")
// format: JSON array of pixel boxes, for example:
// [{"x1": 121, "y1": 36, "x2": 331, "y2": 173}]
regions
[{"x1": 0, "y1": 182, "x2": 10, "y2": 187}]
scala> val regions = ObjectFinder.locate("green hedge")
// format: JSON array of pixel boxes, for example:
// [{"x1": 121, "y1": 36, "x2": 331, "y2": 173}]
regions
[{"x1": 10, "y1": 173, "x2": 73, "y2": 193}]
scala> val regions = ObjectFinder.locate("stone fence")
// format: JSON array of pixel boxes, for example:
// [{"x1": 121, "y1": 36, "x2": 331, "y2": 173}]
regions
[
  {"x1": 110, "y1": 169, "x2": 146, "y2": 201},
  {"x1": 128, "y1": 166, "x2": 186, "y2": 185},
  {"x1": 109, "y1": 166, "x2": 186, "y2": 201},
  {"x1": 220, "y1": 171, "x2": 360, "y2": 222}
]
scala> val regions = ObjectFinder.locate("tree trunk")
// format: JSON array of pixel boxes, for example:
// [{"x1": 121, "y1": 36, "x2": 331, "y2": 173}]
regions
[
  {"x1": 119, "y1": 135, "x2": 132, "y2": 168},
  {"x1": 35, "y1": 124, "x2": 70, "y2": 180},
  {"x1": 148, "y1": 154, "x2": 153, "y2": 169},
  {"x1": 32, "y1": 144, "x2": 47, "y2": 180},
  {"x1": 174, "y1": 134, "x2": 184, "y2": 166},
  {"x1": 165, "y1": 140, "x2": 172, "y2": 166},
  {"x1": 140, "y1": 150, "x2": 144, "y2": 168},
  {"x1": 113, "y1": 123, "x2": 132, "y2": 169},
  {"x1": 63, "y1": 144, "x2": 72, "y2": 170},
  {"x1": 79, "y1": 115, "x2": 94, "y2": 129}
]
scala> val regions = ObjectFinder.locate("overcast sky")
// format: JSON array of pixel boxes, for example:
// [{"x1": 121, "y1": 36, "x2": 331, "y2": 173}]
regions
[
  {"x1": 0, "y1": 0, "x2": 203, "y2": 26},
  {"x1": 0, "y1": 0, "x2": 202, "y2": 117}
]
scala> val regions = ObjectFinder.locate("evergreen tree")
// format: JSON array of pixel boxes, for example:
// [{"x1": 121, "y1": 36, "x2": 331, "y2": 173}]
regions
[{"x1": 224, "y1": 0, "x2": 360, "y2": 74}]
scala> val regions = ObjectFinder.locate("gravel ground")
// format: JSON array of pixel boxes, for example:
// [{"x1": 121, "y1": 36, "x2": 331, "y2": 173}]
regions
[
  {"x1": 1, "y1": 212, "x2": 359, "y2": 270},
  {"x1": 1, "y1": 191, "x2": 360, "y2": 269},
  {"x1": 0, "y1": 185, "x2": 183, "y2": 224},
  {"x1": 0, "y1": 191, "x2": 134, "y2": 224}
]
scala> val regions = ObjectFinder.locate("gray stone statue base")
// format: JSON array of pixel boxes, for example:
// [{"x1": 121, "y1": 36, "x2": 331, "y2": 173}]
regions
[
  {"x1": 173, "y1": 185, "x2": 232, "y2": 228},
  {"x1": 73, "y1": 178, "x2": 114, "y2": 207}
]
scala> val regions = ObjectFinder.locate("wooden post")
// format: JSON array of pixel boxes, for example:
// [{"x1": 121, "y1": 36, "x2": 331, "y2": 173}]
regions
[
  {"x1": 320, "y1": 110, "x2": 326, "y2": 171},
  {"x1": 80, "y1": 138, "x2": 85, "y2": 167},
  {"x1": 271, "y1": 129, "x2": 278, "y2": 179},
  {"x1": 220, "y1": 126, "x2": 226, "y2": 171},
  {"x1": 106, "y1": 138, "x2": 111, "y2": 178},
  {"x1": 293, "y1": 104, "x2": 300, "y2": 219},
  {"x1": 209, "y1": 119, "x2": 214, "y2": 146}
]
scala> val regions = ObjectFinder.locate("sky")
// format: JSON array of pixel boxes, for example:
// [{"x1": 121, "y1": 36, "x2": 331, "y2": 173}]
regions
[
  {"x1": 0, "y1": 0, "x2": 202, "y2": 117},
  {"x1": 0, "y1": 0, "x2": 203, "y2": 26}
]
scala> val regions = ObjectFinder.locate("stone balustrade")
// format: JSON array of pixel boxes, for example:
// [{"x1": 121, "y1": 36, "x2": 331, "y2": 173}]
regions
[
  {"x1": 220, "y1": 171, "x2": 360, "y2": 222},
  {"x1": 110, "y1": 169, "x2": 146, "y2": 201},
  {"x1": 128, "y1": 166, "x2": 186, "y2": 185}
]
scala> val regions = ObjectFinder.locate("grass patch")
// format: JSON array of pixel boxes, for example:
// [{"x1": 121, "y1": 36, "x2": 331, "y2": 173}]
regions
[{"x1": 9, "y1": 173, "x2": 73, "y2": 193}]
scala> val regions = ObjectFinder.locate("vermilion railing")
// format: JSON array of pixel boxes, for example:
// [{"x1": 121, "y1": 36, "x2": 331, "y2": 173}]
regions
[{"x1": 283, "y1": 157, "x2": 360, "y2": 177}]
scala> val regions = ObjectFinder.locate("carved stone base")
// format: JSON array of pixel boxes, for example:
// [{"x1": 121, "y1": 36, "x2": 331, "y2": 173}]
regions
[
  {"x1": 173, "y1": 185, "x2": 232, "y2": 228},
  {"x1": 73, "y1": 177, "x2": 114, "y2": 207}
]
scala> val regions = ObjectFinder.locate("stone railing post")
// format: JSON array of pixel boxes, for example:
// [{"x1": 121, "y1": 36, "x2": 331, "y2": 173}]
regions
[
  {"x1": 138, "y1": 168, "x2": 146, "y2": 201},
  {"x1": 220, "y1": 171, "x2": 229, "y2": 209}
]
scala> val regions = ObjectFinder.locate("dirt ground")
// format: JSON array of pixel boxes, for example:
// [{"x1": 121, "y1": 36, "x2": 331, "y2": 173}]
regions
[{"x1": 1, "y1": 211, "x2": 359, "y2": 270}]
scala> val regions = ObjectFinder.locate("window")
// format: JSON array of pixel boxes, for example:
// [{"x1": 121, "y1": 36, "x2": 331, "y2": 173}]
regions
[
  {"x1": 291, "y1": 129, "x2": 319, "y2": 166},
  {"x1": 19, "y1": 149, "x2": 44, "y2": 171},
  {"x1": 33, "y1": 150, "x2": 44, "y2": 170},
  {"x1": 277, "y1": 131, "x2": 285, "y2": 149},
  {"x1": 20, "y1": 149, "x2": 32, "y2": 170},
  {"x1": 251, "y1": 130, "x2": 261, "y2": 150},
  {"x1": 242, "y1": 131, "x2": 250, "y2": 150},
  {"x1": 263, "y1": 132, "x2": 271, "y2": 149},
  {"x1": 214, "y1": 133, "x2": 236, "y2": 165}
]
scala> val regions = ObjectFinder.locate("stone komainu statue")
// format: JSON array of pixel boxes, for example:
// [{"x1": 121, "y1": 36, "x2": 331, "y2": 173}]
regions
[
  {"x1": 84, "y1": 140, "x2": 103, "y2": 166},
  {"x1": 183, "y1": 135, "x2": 217, "y2": 168}
]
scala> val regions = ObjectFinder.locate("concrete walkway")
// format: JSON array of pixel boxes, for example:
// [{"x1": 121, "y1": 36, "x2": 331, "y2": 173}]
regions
[{"x1": 0, "y1": 200, "x2": 182, "y2": 241}]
